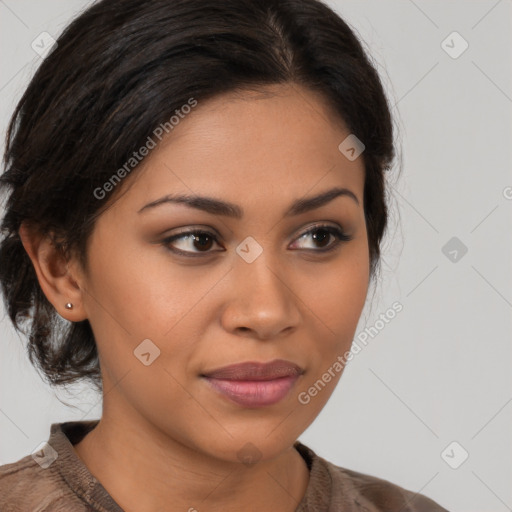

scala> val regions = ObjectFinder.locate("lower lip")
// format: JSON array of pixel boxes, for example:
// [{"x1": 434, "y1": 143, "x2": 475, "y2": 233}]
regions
[{"x1": 203, "y1": 375, "x2": 300, "y2": 407}]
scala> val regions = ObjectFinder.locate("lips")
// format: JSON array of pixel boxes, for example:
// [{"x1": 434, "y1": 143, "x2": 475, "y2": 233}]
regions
[
  {"x1": 202, "y1": 359, "x2": 303, "y2": 380},
  {"x1": 201, "y1": 359, "x2": 304, "y2": 407}
]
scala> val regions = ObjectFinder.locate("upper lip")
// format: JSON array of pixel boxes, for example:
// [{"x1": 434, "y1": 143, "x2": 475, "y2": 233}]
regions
[{"x1": 201, "y1": 359, "x2": 304, "y2": 381}]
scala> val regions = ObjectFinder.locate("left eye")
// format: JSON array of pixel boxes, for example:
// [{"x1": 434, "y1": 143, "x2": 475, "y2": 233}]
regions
[
  {"x1": 290, "y1": 225, "x2": 353, "y2": 252},
  {"x1": 162, "y1": 225, "x2": 352, "y2": 256}
]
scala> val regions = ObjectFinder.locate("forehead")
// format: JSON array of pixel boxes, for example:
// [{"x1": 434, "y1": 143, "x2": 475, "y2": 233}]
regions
[{"x1": 112, "y1": 84, "x2": 365, "y2": 213}]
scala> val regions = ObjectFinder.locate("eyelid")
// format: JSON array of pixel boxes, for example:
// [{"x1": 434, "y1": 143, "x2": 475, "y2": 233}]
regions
[{"x1": 293, "y1": 222, "x2": 350, "y2": 241}]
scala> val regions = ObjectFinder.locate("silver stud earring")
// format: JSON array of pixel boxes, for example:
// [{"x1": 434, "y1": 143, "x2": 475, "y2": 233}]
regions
[{"x1": 65, "y1": 303, "x2": 73, "y2": 310}]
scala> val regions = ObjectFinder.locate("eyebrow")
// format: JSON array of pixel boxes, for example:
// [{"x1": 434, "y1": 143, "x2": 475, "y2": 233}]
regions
[{"x1": 137, "y1": 186, "x2": 360, "y2": 218}]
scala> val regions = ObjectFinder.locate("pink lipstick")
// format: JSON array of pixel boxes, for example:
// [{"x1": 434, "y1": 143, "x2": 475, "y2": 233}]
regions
[{"x1": 201, "y1": 359, "x2": 304, "y2": 407}]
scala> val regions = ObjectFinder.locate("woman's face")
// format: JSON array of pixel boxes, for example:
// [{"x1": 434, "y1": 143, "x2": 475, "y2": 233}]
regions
[{"x1": 74, "y1": 83, "x2": 369, "y2": 462}]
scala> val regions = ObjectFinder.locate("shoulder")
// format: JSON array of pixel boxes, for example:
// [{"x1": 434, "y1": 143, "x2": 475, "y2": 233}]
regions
[
  {"x1": 0, "y1": 450, "x2": 87, "y2": 511},
  {"x1": 295, "y1": 441, "x2": 450, "y2": 512},
  {"x1": 329, "y1": 463, "x2": 449, "y2": 511}
]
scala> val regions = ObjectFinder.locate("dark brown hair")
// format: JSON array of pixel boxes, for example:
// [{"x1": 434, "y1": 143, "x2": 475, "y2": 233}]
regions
[{"x1": 0, "y1": 0, "x2": 396, "y2": 390}]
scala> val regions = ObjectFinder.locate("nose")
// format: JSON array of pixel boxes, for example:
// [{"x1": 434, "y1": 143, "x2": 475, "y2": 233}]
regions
[{"x1": 220, "y1": 251, "x2": 301, "y2": 341}]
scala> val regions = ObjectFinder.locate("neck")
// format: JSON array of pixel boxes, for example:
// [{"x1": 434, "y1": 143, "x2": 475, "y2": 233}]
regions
[{"x1": 73, "y1": 397, "x2": 310, "y2": 512}]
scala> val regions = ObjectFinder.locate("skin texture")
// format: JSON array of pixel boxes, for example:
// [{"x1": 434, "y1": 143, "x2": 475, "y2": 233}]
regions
[{"x1": 20, "y1": 83, "x2": 369, "y2": 512}]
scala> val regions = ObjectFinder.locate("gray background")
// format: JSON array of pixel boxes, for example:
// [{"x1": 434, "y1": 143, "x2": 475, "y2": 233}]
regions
[{"x1": 1, "y1": 1, "x2": 511, "y2": 511}]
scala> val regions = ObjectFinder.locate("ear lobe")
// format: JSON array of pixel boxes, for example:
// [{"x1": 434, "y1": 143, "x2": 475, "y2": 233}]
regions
[{"x1": 18, "y1": 222, "x2": 87, "y2": 321}]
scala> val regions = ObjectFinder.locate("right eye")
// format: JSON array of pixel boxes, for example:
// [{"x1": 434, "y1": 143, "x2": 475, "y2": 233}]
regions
[{"x1": 162, "y1": 229, "x2": 224, "y2": 257}]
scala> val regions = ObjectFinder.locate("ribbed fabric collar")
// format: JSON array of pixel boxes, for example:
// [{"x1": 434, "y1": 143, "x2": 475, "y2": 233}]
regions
[{"x1": 50, "y1": 420, "x2": 123, "y2": 512}]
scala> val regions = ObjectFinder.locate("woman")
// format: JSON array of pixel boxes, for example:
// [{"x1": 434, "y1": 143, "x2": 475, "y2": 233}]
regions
[{"x1": 0, "y1": 0, "x2": 449, "y2": 510}]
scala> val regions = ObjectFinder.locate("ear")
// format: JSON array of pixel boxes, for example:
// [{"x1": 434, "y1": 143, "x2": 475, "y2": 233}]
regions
[{"x1": 18, "y1": 221, "x2": 88, "y2": 322}]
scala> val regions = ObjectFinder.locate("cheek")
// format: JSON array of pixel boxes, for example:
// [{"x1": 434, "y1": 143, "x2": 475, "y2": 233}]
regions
[
  {"x1": 294, "y1": 250, "x2": 368, "y2": 416},
  {"x1": 82, "y1": 243, "x2": 202, "y2": 423},
  {"x1": 307, "y1": 241, "x2": 369, "y2": 349},
  {"x1": 84, "y1": 237, "x2": 191, "y2": 339},
  {"x1": 83, "y1": 235, "x2": 226, "y2": 391}
]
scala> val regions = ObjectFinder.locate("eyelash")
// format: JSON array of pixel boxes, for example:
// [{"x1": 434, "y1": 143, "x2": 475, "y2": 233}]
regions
[{"x1": 161, "y1": 224, "x2": 353, "y2": 258}]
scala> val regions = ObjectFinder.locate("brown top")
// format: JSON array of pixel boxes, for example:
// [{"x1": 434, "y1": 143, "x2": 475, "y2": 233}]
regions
[{"x1": 0, "y1": 420, "x2": 449, "y2": 511}]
